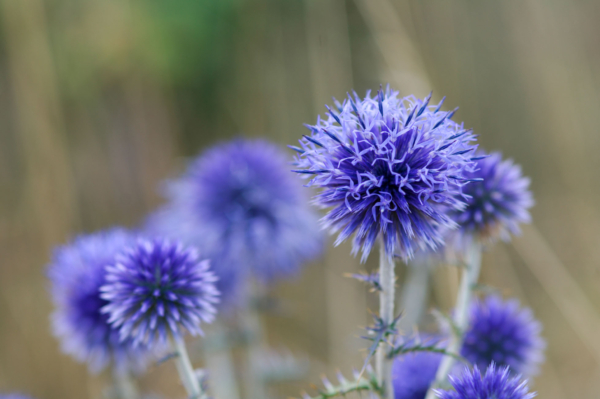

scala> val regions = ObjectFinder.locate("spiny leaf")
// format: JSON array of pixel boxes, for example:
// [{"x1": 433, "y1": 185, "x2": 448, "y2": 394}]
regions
[
  {"x1": 387, "y1": 341, "x2": 468, "y2": 365},
  {"x1": 296, "y1": 369, "x2": 382, "y2": 399},
  {"x1": 345, "y1": 271, "x2": 382, "y2": 292},
  {"x1": 359, "y1": 313, "x2": 402, "y2": 375}
]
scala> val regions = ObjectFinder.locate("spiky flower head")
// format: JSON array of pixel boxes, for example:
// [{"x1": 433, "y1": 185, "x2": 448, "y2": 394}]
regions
[
  {"x1": 293, "y1": 87, "x2": 478, "y2": 261},
  {"x1": 392, "y1": 342, "x2": 444, "y2": 399},
  {"x1": 461, "y1": 295, "x2": 545, "y2": 377},
  {"x1": 48, "y1": 229, "x2": 157, "y2": 373},
  {"x1": 435, "y1": 364, "x2": 535, "y2": 399},
  {"x1": 100, "y1": 238, "x2": 219, "y2": 347},
  {"x1": 449, "y1": 152, "x2": 532, "y2": 247},
  {"x1": 146, "y1": 139, "x2": 323, "y2": 305}
]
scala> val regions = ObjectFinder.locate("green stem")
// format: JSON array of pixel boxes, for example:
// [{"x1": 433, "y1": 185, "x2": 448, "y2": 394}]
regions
[
  {"x1": 424, "y1": 242, "x2": 482, "y2": 399},
  {"x1": 171, "y1": 335, "x2": 208, "y2": 399}
]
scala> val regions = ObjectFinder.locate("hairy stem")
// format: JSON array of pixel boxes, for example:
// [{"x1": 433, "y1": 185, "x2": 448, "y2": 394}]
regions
[
  {"x1": 171, "y1": 335, "x2": 207, "y2": 399},
  {"x1": 425, "y1": 242, "x2": 482, "y2": 399},
  {"x1": 376, "y1": 243, "x2": 395, "y2": 399}
]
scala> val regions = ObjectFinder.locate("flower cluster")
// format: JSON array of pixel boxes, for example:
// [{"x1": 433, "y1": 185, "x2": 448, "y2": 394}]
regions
[
  {"x1": 449, "y1": 152, "x2": 533, "y2": 247},
  {"x1": 41, "y1": 84, "x2": 543, "y2": 399},
  {"x1": 435, "y1": 364, "x2": 535, "y2": 399},
  {"x1": 48, "y1": 229, "x2": 155, "y2": 373},
  {"x1": 146, "y1": 139, "x2": 323, "y2": 305},
  {"x1": 101, "y1": 238, "x2": 219, "y2": 346},
  {"x1": 293, "y1": 88, "x2": 478, "y2": 261},
  {"x1": 461, "y1": 296, "x2": 545, "y2": 376}
]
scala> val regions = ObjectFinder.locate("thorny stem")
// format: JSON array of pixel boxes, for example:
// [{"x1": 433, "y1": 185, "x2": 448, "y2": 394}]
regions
[
  {"x1": 424, "y1": 242, "x2": 482, "y2": 399},
  {"x1": 376, "y1": 243, "x2": 395, "y2": 399},
  {"x1": 171, "y1": 335, "x2": 208, "y2": 399}
]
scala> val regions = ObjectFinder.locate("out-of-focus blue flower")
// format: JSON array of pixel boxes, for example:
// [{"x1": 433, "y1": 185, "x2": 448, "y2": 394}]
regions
[
  {"x1": 461, "y1": 295, "x2": 545, "y2": 377},
  {"x1": 48, "y1": 229, "x2": 154, "y2": 373},
  {"x1": 293, "y1": 87, "x2": 478, "y2": 261},
  {"x1": 101, "y1": 238, "x2": 219, "y2": 347},
  {"x1": 0, "y1": 394, "x2": 36, "y2": 399},
  {"x1": 435, "y1": 364, "x2": 535, "y2": 399},
  {"x1": 146, "y1": 139, "x2": 323, "y2": 306},
  {"x1": 392, "y1": 340, "x2": 444, "y2": 399},
  {"x1": 449, "y1": 152, "x2": 533, "y2": 247}
]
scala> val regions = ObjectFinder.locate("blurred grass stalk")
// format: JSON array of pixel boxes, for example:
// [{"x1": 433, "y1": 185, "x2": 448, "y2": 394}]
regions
[
  {"x1": 514, "y1": 225, "x2": 600, "y2": 365},
  {"x1": 0, "y1": 0, "x2": 79, "y2": 395},
  {"x1": 0, "y1": 0, "x2": 78, "y2": 249}
]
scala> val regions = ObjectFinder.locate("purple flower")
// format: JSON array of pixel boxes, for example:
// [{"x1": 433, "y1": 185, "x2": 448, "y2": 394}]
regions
[
  {"x1": 392, "y1": 343, "x2": 444, "y2": 399},
  {"x1": 48, "y1": 229, "x2": 155, "y2": 373},
  {"x1": 146, "y1": 139, "x2": 323, "y2": 305},
  {"x1": 435, "y1": 364, "x2": 535, "y2": 399},
  {"x1": 293, "y1": 87, "x2": 478, "y2": 261},
  {"x1": 461, "y1": 296, "x2": 545, "y2": 377},
  {"x1": 0, "y1": 395, "x2": 36, "y2": 399},
  {"x1": 449, "y1": 152, "x2": 533, "y2": 247},
  {"x1": 101, "y1": 238, "x2": 219, "y2": 347}
]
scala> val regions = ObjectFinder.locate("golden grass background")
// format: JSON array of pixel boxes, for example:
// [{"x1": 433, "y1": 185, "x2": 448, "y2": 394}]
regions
[{"x1": 2, "y1": 0, "x2": 600, "y2": 398}]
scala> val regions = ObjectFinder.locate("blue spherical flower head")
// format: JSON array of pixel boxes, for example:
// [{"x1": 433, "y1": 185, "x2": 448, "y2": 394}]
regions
[
  {"x1": 461, "y1": 295, "x2": 545, "y2": 377},
  {"x1": 293, "y1": 87, "x2": 478, "y2": 261},
  {"x1": 101, "y1": 238, "x2": 219, "y2": 347},
  {"x1": 450, "y1": 152, "x2": 533, "y2": 246},
  {"x1": 146, "y1": 139, "x2": 323, "y2": 302},
  {"x1": 48, "y1": 229, "x2": 155, "y2": 373},
  {"x1": 392, "y1": 337, "x2": 445, "y2": 399},
  {"x1": 436, "y1": 364, "x2": 535, "y2": 399}
]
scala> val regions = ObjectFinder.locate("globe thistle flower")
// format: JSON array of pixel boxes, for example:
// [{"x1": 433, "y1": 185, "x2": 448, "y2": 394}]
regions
[
  {"x1": 449, "y1": 152, "x2": 533, "y2": 247},
  {"x1": 391, "y1": 340, "x2": 444, "y2": 399},
  {"x1": 146, "y1": 139, "x2": 323, "y2": 305},
  {"x1": 48, "y1": 229, "x2": 155, "y2": 373},
  {"x1": 293, "y1": 87, "x2": 479, "y2": 261},
  {"x1": 100, "y1": 238, "x2": 219, "y2": 347},
  {"x1": 435, "y1": 364, "x2": 535, "y2": 399},
  {"x1": 461, "y1": 295, "x2": 545, "y2": 377}
]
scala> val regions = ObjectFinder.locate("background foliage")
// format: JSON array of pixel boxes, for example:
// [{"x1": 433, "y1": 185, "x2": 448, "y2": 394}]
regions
[{"x1": 1, "y1": 0, "x2": 600, "y2": 398}]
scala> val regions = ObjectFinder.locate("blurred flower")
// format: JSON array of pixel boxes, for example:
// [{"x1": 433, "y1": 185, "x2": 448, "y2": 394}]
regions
[
  {"x1": 101, "y1": 238, "x2": 219, "y2": 347},
  {"x1": 293, "y1": 87, "x2": 478, "y2": 261},
  {"x1": 391, "y1": 340, "x2": 444, "y2": 399},
  {"x1": 0, "y1": 395, "x2": 36, "y2": 399},
  {"x1": 449, "y1": 152, "x2": 533, "y2": 248},
  {"x1": 461, "y1": 295, "x2": 545, "y2": 377},
  {"x1": 48, "y1": 229, "x2": 155, "y2": 373},
  {"x1": 435, "y1": 364, "x2": 535, "y2": 399},
  {"x1": 146, "y1": 138, "x2": 323, "y2": 306}
]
